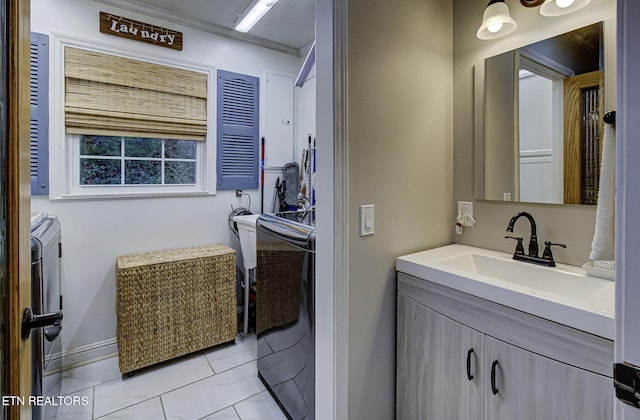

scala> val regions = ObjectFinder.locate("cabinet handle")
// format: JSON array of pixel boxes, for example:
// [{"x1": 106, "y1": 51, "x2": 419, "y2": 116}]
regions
[
  {"x1": 491, "y1": 360, "x2": 499, "y2": 395},
  {"x1": 466, "y1": 348, "x2": 474, "y2": 381}
]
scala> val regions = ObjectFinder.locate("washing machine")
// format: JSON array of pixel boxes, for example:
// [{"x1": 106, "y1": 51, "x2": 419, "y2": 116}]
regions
[
  {"x1": 256, "y1": 213, "x2": 315, "y2": 420},
  {"x1": 30, "y1": 214, "x2": 63, "y2": 420}
]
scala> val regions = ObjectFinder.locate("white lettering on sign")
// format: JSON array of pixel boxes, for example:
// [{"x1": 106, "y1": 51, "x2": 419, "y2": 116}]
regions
[
  {"x1": 100, "y1": 12, "x2": 182, "y2": 50},
  {"x1": 109, "y1": 19, "x2": 175, "y2": 46}
]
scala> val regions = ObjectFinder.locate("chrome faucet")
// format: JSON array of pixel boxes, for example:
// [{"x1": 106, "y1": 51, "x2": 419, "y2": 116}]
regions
[{"x1": 505, "y1": 212, "x2": 566, "y2": 267}]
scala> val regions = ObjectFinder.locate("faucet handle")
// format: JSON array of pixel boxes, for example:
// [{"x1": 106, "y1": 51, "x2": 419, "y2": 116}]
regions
[
  {"x1": 505, "y1": 236, "x2": 525, "y2": 255},
  {"x1": 542, "y1": 241, "x2": 567, "y2": 261}
]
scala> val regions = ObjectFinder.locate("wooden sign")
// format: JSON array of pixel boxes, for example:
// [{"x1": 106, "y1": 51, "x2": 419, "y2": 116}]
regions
[{"x1": 99, "y1": 12, "x2": 183, "y2": 51}]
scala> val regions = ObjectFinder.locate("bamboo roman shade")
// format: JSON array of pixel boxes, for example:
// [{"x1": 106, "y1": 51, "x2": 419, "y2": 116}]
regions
[{"x1": 64, "y1": 47, "x2": 208, "y2": 140}]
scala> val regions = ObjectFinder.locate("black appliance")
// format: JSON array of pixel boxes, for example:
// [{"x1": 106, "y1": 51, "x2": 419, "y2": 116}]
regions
[
  {"x1": 256, "y1": 214, "x2": 315, "y2": 420},
  {"x1": 30, "y1": 215, "x2": 63, "y2": 420}
]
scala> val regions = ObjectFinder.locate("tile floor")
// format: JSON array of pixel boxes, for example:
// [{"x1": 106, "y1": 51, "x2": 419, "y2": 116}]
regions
[{"x1": 52, "y1": 334, "x2": 287, "y2": 420}]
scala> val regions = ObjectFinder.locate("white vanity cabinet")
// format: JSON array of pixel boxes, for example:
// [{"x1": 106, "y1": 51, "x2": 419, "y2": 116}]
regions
[
  {"x1": 398, "y1": 296, "x2": 484, "y2": 419},
  {"x1": 397, "y1": 272, "x2": 614, "y2": 420},
  {"x1": 484, "y1": 336, "x2": 612, "y2": 419}
]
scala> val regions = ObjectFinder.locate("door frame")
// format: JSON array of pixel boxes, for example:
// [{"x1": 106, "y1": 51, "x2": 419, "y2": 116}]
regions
[
  {"x1": 615, "y1": 0, "x2": 640, "y2": 419},
  {"x1": 5, "y1": 0, "x2": 33, "y2": 418}
]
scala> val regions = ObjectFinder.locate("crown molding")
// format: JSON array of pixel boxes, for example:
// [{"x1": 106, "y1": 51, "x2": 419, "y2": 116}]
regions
[{"x1": 95, "y1": 0, "x2": 300, "y2": 56}]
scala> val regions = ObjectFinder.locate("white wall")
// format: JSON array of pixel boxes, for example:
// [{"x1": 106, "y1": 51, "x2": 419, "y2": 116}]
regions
[
  {"x1": 30, "y1": 0, "x2": 313, "y2": 364},
  {"x1": 259, "y1": 54, "x2": 316, "y2": 214},
  {"x1": 345, "y1": 0, "x2": 453, "y2": 417}
]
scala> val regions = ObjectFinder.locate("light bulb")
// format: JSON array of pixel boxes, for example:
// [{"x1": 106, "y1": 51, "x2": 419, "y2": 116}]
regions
[
  {"x1": 487, "y1": 22, "x2": 504, "y2": 33},
  {"x1": 555, "y1": 0, "x2": 575, "y2": 8}
]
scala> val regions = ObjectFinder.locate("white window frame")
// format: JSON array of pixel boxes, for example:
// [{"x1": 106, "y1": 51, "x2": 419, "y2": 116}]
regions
[
  {"x1": 49, "y1": 35, "x2": 217, "y2": 199},
  {"x1": 69, "y1": 135, "x2": 205, "y2": 196}
]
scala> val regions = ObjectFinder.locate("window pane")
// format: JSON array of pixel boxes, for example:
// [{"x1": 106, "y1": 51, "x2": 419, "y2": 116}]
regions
[
  {"x1": 125, "y1": 137, "x2": 162, "y2": 158},
  {"x1": 165, "y1": 161, "x2": 196, "y2": 184},
  {"x1": 165, "y1": 140, "x2": 197, "y2": 159},
  {"x1": 80, "y1": 159, "x2": 121, "y2": 184},
  {"x1": 125, "y1": 160, "x2": 161, "y2": 184},
  {"x1": 80, "y1": 135, "x2": 121, "y2": 156}
]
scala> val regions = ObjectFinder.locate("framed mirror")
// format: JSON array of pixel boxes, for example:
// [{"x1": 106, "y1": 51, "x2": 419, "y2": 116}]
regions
[{"x1": 475, "y1": 22, "x2": 610, "y2": 205}]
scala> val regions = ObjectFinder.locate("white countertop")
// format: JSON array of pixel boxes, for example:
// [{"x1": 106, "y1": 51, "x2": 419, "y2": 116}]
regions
[{"x1": 396, "y1": 244, "x2": 614, "y2": 340}]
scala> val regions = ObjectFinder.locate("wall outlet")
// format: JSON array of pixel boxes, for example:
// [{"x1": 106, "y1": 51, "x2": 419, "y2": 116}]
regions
[{"x1": 457, "y1": 201, "x2": 474, "y2": 226}]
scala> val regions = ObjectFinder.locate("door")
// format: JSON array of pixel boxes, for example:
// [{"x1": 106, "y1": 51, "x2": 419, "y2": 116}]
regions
[
  {"x1": 615, "y1": 0, "x2": 640, "y2": 419},
  {"x1": 3, "y1": 0, "x2": 33, "y2": 418},
  {"x1": 485, "y1": 336, "x2": 612, "y2": 420},
  {"x1": 400, "y1": 297, "x2": 484, "y2": 420},
  {"x1": 563, "y1": 70, "x2": 604, "y2": 205}
]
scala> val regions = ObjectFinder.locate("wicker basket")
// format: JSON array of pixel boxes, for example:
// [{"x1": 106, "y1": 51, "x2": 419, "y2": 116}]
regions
[
  {"x1": 115, "y1": 244, "x2": 236, "y2": 373},
  {"x1": 255, "y1": 243, "x2": 306, "y2": 334}
]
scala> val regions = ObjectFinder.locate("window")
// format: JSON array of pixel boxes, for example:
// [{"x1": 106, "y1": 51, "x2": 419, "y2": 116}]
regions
[
  {"x1": 61, "y1": 45, "x2": 210, "y2": 197},
  {"x1": 78, "y1": 136, "x2": 197, "y2": 186},
  {"x1": 30, "y1": 32, "x2": 49, "y2": 196}
]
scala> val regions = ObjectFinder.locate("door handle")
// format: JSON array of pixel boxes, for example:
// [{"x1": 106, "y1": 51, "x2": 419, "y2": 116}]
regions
[
  {"x1": 21, "y1": 307, "x2": 63, "y2": 341},
  {"x1": 466, "y1": 348, "x2": 475, "y2": 381},
  {"x1": 491, "y1": 360, "x2": 500, "y2": 395}
]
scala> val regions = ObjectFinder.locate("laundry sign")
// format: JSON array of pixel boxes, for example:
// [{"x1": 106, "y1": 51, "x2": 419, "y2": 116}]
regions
[{"x1": 99, "y1": 12, "x2": 183, "y2": 51}]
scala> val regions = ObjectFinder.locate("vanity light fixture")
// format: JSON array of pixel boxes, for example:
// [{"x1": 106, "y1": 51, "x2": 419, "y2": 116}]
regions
[
  {"x1": 539, "y1": 0, "x2": 591, "y2": 16},
  {"x1": 477, "y1": 0, "x2": 518, "y2": 40},
  {"x1": 234, "y1": 0, "x2": 279, "y2": 33},
  {"x1": 478, "y1": 0, "x2": 592, "y2": 40}
]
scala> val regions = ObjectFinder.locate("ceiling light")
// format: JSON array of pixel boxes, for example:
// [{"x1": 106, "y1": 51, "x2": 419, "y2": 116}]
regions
[
  {"x1": 540, "y1": 0, "x2": 591, "y2": 16},
  {"x1": 477, "y1": 0, "x2": 517, "y2": 40},
  {"x1": 234, "y1": 0, "x2": 279, "y2": 33}
]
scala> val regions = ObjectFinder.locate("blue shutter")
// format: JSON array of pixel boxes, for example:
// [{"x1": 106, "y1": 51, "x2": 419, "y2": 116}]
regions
[
  {"x1": 30, "y1": 32, "x2": 49, "y2": 195},
  {"x1": 217, "y1": 70, "x2": 259, "y2": 190}
]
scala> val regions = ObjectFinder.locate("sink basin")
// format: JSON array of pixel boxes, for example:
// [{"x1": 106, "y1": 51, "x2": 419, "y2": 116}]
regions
[
  {"x1": 396, "y1": 244, "x2": 614, "y2": 339},
  {"x1": 438, "y1": 252, "x2": 605, "y2": 300}
]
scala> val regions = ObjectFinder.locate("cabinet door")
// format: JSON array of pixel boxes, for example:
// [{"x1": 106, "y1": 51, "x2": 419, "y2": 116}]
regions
[
  {"x1": 485, "y1": 336, "x2": 613, "y2": 420},
  {"x1": 400, "y1": 297, "x2": 484, "y2": 420}
]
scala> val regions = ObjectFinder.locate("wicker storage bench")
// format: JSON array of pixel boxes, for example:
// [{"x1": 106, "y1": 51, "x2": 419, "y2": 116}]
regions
[{"x1": 115, "y1": 244, "x2": 236, "y2": 373}]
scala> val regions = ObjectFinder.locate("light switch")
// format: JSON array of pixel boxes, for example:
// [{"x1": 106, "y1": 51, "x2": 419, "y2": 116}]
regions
[{"x1": 360, "y1": 204, "x2": 375, "y2": 236}]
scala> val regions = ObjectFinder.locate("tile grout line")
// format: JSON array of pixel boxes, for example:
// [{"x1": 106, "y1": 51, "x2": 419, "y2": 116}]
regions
[
  {"x1": 91, "y1": 356, "x2": 217, "y2": 418},
  {"x1": 67, "y1": 337, "x2": 262, "y2": 419},
  {"x1": 93, "y1": 395, "x2": 163, "y2": 419},
  {"x1": 158, "y1": 358, "x2": 263, "y2": 419},
  {"x1": 202, "y1": 348, "x2": 218, "y2": 375},
  {"x1": 160, "y1": 394, "x2": 168, "y2": 420},
  {"x1": 91, "y1": 355, "x2": 219, "y2": 417},
  {"x1": 91, "y1": 386, "x2": 96, "y2": 420},
  {"x1": 232, "y1": 404, "x2": 242, "y2": 420},
  {"x1": 195, "y1": 387, "x2": 268, "y2": 420}
]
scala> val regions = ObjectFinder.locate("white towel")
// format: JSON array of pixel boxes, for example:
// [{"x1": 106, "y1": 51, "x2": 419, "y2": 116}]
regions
[{"x1": 589, "y1": 123, "x2": 616, "y2": 261}]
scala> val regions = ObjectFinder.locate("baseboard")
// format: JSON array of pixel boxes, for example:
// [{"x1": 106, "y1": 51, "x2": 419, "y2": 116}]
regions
[{"x1": 59, "y1": 338, "x2": 118, "y2": 370}]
